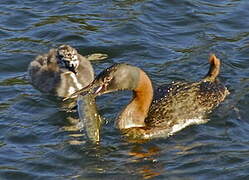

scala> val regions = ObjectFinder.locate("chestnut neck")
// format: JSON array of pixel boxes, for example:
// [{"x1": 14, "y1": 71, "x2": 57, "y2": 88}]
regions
[{"x1": 117, "y1": 69, "x2": 153, "y2": 129}]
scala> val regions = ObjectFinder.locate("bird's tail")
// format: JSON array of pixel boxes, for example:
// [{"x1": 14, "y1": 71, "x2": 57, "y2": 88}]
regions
[{"x1": 204, "y1": 54, "x2": 221, "y2": 81}]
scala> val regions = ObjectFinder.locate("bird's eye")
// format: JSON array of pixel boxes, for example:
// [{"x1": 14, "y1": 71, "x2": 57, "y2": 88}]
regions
[{"x1": 104, "y1": 76, "x2": 112, "y2": 83}]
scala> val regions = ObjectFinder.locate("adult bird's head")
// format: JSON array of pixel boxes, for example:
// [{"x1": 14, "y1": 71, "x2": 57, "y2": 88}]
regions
[{"x1": 63, "y1": 63, "x2": 141, "y2": 101}]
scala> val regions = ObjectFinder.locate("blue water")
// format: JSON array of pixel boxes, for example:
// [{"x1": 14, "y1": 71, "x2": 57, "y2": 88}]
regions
[{"x1": 0, "y1": 0, "x2": 249, "y2": 179}]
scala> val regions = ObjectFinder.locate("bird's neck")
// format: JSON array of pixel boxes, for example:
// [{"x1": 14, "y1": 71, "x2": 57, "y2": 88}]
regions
[{"x1": 117, "y1": 70, "x2": 153, "y2": 129}]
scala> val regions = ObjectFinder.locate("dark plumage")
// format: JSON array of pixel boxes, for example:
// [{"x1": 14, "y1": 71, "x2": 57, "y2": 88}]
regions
[{"x1": 70, "y1": 54, "x2": 229, "y2": 140}]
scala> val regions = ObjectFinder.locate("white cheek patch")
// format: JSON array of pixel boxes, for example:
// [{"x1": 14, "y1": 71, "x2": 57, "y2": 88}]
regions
[
  {"x1": 71, "y1": 60, "x2": 79, "y2": 68},
  {"x1": 67, "y1": 55, "x2": 79, "y2": 68},
  {"x1": 72, "y1": 54, "x2": 78, "y2": 61}
]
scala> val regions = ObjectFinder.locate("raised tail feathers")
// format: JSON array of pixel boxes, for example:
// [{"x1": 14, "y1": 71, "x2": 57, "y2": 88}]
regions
[{"x1": 204, "y1": 54, "x2": 221, "y2": 81}]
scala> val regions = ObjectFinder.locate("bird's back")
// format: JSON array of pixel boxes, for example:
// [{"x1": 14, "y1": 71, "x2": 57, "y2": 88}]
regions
[
  {"x1": 146, "y1": 54, "x2": 229, "y2": 129},
  {"x1": 146, "y1": 79, "x2": 229, "y2": 128}
]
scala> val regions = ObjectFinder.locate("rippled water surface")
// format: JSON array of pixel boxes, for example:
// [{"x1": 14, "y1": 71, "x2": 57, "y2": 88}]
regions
[{"x1": 1, "y1": 0, "x2": 249, "y2": 179}]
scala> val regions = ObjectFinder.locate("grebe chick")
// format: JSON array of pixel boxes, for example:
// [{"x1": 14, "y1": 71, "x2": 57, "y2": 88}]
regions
[
  {"x1": 28, "y1": 44, "x2": 108, "y2": 98},
  {"x1": 69, "y1": 54, "x2": 229, "y2": 140}
]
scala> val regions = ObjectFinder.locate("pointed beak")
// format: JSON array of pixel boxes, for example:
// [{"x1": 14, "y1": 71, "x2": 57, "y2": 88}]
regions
[{"x1": 63, "y1": 80, "x2": 103, "y2": 101}]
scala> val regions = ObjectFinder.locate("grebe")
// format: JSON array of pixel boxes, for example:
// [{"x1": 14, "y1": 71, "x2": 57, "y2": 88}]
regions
[
  {"x1": 28, "y1": 44, "x2": 108, "y2": 98},
  {"x1": 68, "y1": 54, "x2": 229, "y2": 140}
]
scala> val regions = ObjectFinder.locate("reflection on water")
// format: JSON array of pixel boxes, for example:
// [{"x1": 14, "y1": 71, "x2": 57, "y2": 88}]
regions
[
  {"x1": 61, "y1": 116, "x2": 85, "y2": 145},
  {"x1": 128, "y1": 145, "x2": 162, "y2": 179}
]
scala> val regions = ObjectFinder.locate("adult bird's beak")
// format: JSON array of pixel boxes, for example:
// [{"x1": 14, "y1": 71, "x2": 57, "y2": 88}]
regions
[{"x1": 63, "y1": 79, "x2": 102, "y2": 101}]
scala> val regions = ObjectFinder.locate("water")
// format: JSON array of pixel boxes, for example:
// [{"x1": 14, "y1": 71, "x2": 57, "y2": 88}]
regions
[{"x1": 0, "y1": 0, "x2": 249, "y2": 179}]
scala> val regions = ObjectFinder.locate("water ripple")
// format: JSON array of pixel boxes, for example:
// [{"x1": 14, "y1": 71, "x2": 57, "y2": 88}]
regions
[{"x1": 0, "y1": 0, "x2": 249, "y2": 179}]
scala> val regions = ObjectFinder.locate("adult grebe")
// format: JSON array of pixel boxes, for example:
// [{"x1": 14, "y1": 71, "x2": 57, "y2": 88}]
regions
[{"x1": 68, "y1": 54, "x2": 229, "y2": 140}]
